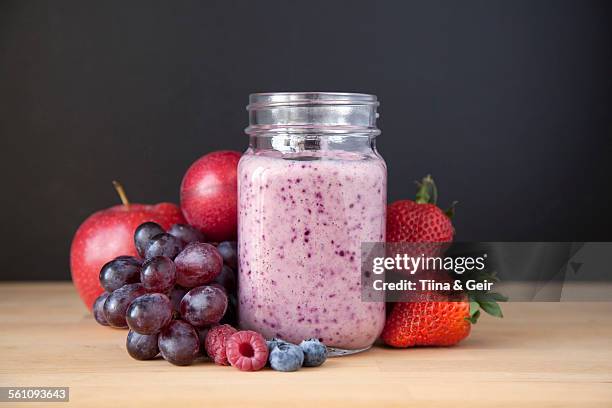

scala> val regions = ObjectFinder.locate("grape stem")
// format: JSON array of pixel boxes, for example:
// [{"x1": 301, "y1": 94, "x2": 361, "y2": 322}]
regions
[{"x1": 112, "y1": 180, "x2": 130, "y2": 208}]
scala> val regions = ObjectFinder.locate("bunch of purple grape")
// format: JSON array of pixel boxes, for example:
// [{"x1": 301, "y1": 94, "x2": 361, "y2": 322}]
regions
[{"x1": 92, "y1": 222, "x2": 237, "y2": 366}]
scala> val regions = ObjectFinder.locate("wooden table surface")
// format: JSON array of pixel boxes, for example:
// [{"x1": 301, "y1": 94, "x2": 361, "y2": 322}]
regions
[{"x1": 1, "y1": 282, "x2": 611, "y2": 407}]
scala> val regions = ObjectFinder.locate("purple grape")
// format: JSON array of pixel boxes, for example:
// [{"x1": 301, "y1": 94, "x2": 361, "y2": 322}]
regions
[
  {"x1": 169, "y1": 286, "x2": 188, "y2": 318},
  {"x1": 195, "y1": 326, "x2": 209, "y2": 355},
  {"x1": 115, "y1": 255, "x2": 142, "y2": 263},
  {"x1": 209, "y1": 283, "x2": 227, "y2": 294},
  {"x1": 180, "y1": 285, "x2": 227, "y2": 327},
  {"x1": 220, "y1": 294, "x2": 237, "y2": 326},
  {"x1": 140, "y1": 256, "x2": 176, "y2": 293},
  {"x1": 103, "y1": 283, "x2": 147, "y2": 328},
  {"x1": 134, "y1": 222, "x2": 165, "y2": 258},
  {"x1": 93, "y1": 292, "x2": 110, "y2": 326},
  {"x1": 168, "y1": 224, "x2": 205, "y2": 244},
  {"x1": 213, "y1": 265, "x2": 236, "y2": 293},
  {"x1": 126, "y1": 330, "x2": 159, "y2": 360},
  {"x1": 174, "y1": 242, "x2": 223, "y2": 287},
  {"x1": 99, "y1": 256, "x2": 141, "y2": 293},
  {"x1": 158, "y1": 320, "x2": 199, "y2": 366},
  {"x1": 144, "y1": 233, "x2": 185, "y2": 260},
  {"x1": 216, "y1": 241, "x2": 237, "y2": 270},
  {"x1": 126, "y1": 293, "x2": 172, "y2": 335}
]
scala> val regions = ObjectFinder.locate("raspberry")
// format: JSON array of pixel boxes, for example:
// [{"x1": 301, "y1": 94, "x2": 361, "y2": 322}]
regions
[
  {"x1": 204, "y1": 324, "x2": 237, "y2": 365},
  {"x1": 226, "y1": 330, "x2": 269, "y2": 371}
]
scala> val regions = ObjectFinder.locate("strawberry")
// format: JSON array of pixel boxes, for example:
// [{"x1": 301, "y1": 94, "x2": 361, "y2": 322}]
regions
[
  {"x1": 381, "y1": 294, "x2": 471, "y2": 347},
  {"x1": 382, "y1": 175, "x2": 505, "y2": 347},
  {"x1": 381, "y1": 287, "x2": 506, "y2": 347},
  {"x1": 387, "y1": 175, "x2": 454, "y2": 243}
]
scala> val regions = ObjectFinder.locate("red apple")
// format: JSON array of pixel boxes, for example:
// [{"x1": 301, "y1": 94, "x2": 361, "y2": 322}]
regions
[
  {"x1": 180, "y1": 150, "x2": 241, "y2": 242},
  {"x1": 70, "y1": 182, "x2": 185, "y2": 310}
]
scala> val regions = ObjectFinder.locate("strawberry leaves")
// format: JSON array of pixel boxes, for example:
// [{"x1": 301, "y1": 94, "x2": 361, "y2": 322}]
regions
[
  {"x1": 467, "y1": 302, "x2": 481, "y2": 324},
  {"x1": 415, "y1": 175, "x2": 438, "y2": 205},
  {"x1": 415, "y1": 175, "x2": 458, "y2": 219},
  {"x1": 467, "y1": 296, "x2": 505, "y2": 324},
  {"x1": 444, "y1": 201, "x2": 459, "y2": 219},
  {"x1": 465, "y1": 278, "x2": 507, "y2": 323}
]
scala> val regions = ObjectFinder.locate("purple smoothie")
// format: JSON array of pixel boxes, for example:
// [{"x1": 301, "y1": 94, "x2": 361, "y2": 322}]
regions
[{"x1": 237, "y1": 151, "x2": 386, "y2": 350}]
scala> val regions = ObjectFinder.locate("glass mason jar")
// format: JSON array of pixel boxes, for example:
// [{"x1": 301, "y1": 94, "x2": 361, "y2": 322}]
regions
[{"x1": 237, "y1": 92, "x2": 387, "y2": 354}]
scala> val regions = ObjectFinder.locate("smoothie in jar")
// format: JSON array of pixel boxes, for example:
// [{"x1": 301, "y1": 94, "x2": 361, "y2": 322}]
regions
[{"x1": 238, "y1": 151, "x2": 386, "y2": 350}]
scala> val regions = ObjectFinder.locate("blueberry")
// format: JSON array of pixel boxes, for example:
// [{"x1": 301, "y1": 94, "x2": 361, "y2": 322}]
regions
[
  {"x1": 266, "y1": 337, "x2": 289, "y2": 353},
  {"x1": 300, "y1": 338, "x2": 328, "y2": 367},
  {"x1": 269, "y1": 343, "x2": 304, "y2": 372}
]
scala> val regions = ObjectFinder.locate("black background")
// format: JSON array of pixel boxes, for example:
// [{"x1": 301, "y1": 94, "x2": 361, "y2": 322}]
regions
[{"x1": 1, "y1": 0, "x2": 611, "y2": 280}]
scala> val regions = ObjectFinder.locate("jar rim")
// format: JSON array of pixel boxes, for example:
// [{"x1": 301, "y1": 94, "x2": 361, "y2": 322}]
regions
[{"x1": 247, "y1": 92, "x2": 378, "y2": 110}]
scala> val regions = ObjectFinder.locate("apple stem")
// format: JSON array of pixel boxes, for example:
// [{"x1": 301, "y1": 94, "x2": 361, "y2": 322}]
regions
[{"x1": 112, "y1": 180, "x2": 130, "y2": 208}]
